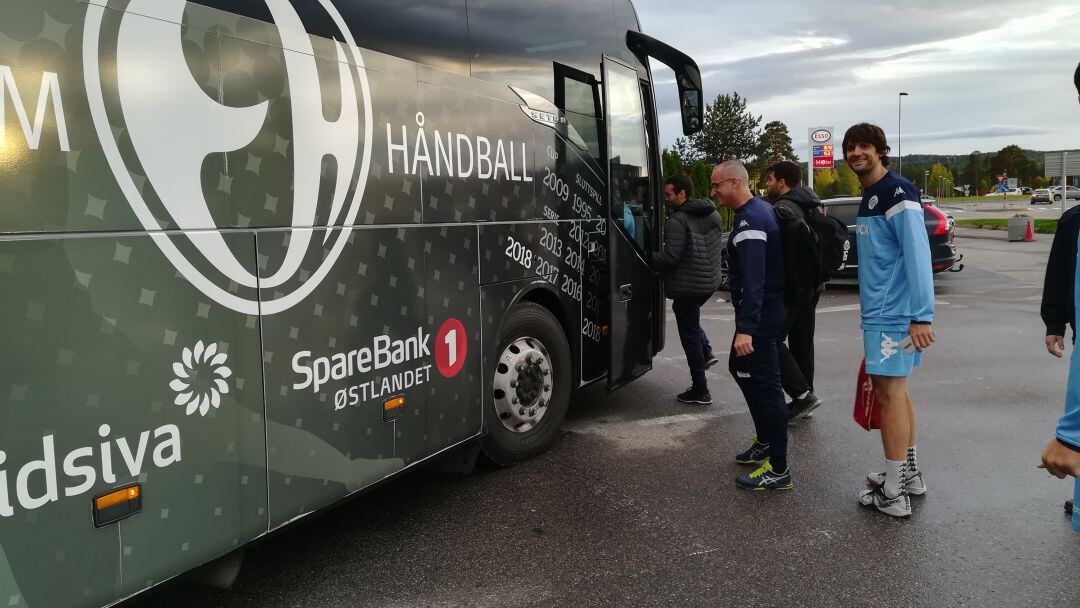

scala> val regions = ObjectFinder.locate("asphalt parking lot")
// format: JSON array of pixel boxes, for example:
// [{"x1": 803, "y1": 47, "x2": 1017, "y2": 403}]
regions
[{"x1": 139, "y1": 234, "x2": 1080, "y2": 608}]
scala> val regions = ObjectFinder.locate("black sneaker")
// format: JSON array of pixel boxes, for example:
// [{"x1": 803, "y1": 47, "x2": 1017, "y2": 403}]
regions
[
  {"x1": 735, "y1": 436, "x2": 770, "y2": 464},
  {"x1": 787, "y1": 393, "x2": 822, "y2": 424},
  {"x1": 704, "y1": 351, "x2": 719, "y2": 369},
  {"x1": 677, "y1": 387, "x2": 712, "y2": 405}
]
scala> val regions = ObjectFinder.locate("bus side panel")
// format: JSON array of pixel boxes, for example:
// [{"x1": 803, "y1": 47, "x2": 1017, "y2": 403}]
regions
[
  {"x1": 0, "y1": 238, "x2": 122, "y2": 607},
  {"x1": 422, "y1": 226, "x2": 483, "y2": 453},
  {"x1": 114, "y1": 232, "x2": 268, "y2": 597},
  {"x1": 418, "y1": 79, "x2": 537, "y2": 224},
  {"x1": 217, "y1": 20, "x2": 424, "y2": 229},
  {"x1": 0, "y1": 232, "x2": 267, "y2": 608},
  {"x1": 532, "y1": 127, "x2": 610, "y2": 382},
  {"x1": 261, "y1": 227, "x2": 428, "y2": 530}
]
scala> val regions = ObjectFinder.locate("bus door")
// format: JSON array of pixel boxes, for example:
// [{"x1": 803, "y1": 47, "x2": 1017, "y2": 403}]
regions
[{"x1": 603, "y1": 57, "x2": 655, "y2": 389}]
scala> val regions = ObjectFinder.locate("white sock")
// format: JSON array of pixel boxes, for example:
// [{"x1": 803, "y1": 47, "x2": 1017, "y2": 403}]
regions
[
  {"x1": 884, "y1": 459, "x2": 906, "y2": 498},
  {"x1": 907, "y1": 445, "x2": 918, "y2": 473}
]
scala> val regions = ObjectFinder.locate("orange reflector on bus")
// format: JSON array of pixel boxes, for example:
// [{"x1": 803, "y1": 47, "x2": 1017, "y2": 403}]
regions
[
  {"x1": 96, "y1": 485, "x2": 140, "y2": 510},
  {"x1": 601, "y1": 325, "x2": 610, "y2": 336},
  {"x1": 93, "y1": 484, "x2": 142, "y2": 528},
  {"x1": 384, "y1": 396, "x2": 405, "y2": 411}
]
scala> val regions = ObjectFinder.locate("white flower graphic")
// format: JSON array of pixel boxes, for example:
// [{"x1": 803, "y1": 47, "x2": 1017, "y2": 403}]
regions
[{"x1": 170, "y1": 340, "x2": 232, "y2": 417}]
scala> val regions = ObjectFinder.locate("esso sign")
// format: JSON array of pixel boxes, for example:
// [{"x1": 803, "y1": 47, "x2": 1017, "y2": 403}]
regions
[{"x1": 811, "y1": 129, "x2": 832, "y2": 143}]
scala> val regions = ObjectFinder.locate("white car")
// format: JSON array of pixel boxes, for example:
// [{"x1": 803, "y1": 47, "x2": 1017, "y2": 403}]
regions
[{"x1": 1050, "y1": 186, "x2": 1080, "y2": 203}]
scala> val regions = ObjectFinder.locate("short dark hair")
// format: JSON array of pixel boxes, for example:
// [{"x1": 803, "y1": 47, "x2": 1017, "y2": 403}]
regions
[
  {"x1": 1074, "y1": 61, "x2": 1079, "y2": 95},
  {"x1": 842, "y1": 123, "x2": 891, "y2": 167},
  {"x1": 663, "y1": 174, "x2": 694, "y2": 199},
  {"x1": 766, "y1": 161, "x2": 802, "y2": 188}
]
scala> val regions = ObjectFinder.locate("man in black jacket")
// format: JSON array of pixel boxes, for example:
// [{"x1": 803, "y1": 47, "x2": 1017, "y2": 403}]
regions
[
  {"x1": 765, "y1": 161, "x2": 824, "y2": 421},
  {"x1": 655, "y1": 174, "x2": 725, "y2": 404},
  {"x1": 1038, "y1": 61, "x2": 1080, "y2": 522}
]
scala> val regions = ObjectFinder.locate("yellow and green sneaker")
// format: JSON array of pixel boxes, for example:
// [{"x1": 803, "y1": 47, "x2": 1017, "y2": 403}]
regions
[{"x1": 736, "y1": 460, "x2": 793, "y2": 491}]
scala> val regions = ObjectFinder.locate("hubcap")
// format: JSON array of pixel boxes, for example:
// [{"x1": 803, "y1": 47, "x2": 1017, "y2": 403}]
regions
[{"x1": 493, "y1": 337, "x2": 554, "y2": 433}]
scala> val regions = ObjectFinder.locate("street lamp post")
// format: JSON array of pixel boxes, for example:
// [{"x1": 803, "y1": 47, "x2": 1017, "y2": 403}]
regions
[
  {"x1": 924, "y1": 170, "x2": 929, "y2": 197},
  {"x1": 898, "y1": 92, "x2": 909, "y2": 176}
]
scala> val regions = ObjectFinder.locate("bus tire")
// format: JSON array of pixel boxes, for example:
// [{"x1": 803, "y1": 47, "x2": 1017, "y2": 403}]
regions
[{"x1": 482, "y1": 302, "x2": 572, "y2": 466}]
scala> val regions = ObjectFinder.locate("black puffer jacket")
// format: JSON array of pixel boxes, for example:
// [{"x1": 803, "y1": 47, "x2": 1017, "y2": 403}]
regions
[
  {"x1": 654, "y1": 198, "x2": 725, "y2": 298},
  {"x1": 773, "y1": 186, "x2": 822, "y2": 219}
]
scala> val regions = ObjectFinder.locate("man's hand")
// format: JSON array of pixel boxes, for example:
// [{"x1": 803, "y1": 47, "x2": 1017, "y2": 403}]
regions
[
  {"x1": 1046, "y1": 335, "x2": 1065, "y2": 358},
  {"x1": 1039, "y1": 438, "x2": 1080, "y2": 479},
  {"x1": 733, "y1": 333, "x2": 754, "y2": 357},
  {"x1": 908, "y1": 323, "x2": 935, "y2": 352}
]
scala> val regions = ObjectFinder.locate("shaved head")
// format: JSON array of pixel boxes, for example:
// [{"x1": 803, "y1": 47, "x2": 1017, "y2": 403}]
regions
[
  {"x1": 710, "y1": 161, "x2": 753, "y2": 209},
  {"x1": 715, "y1": 160, "x2": 750, "y2": 184}
]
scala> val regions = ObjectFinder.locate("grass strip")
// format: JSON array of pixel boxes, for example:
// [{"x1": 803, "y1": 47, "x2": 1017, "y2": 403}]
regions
[{"x1": 955, "y1": 218, "x2": 1058, "y2": 234}]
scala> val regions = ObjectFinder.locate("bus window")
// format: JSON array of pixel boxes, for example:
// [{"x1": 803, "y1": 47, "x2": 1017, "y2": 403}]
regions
[
  {"x1": 606, "y1": 62, "x2": 651, "y2": 254},
  {"x1": 555, "y1": 63, "x2": 603, "y2": 169}
]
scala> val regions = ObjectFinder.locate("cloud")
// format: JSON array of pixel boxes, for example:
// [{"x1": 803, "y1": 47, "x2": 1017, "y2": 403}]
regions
[{"x1": 903, "y1": 125, "x2": 1052, "y2": 143}]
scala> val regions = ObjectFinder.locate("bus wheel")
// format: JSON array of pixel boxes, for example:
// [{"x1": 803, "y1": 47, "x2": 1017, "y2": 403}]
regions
[{"x1": 483, "y1": 302, "x2": 571, "y2": 466}]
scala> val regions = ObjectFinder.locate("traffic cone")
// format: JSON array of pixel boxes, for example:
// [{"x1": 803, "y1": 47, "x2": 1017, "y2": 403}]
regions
[{"x1": 1025, "y1": 219, "x2": 1035, "y2": 242}]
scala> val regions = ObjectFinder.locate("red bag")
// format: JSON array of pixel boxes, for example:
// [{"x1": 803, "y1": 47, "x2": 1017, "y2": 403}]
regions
[{"x1": 853, "y1": 359, "x2": 880, "y2": 431}]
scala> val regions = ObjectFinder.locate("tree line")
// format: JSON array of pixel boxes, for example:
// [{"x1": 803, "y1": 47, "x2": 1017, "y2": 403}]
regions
[{"x1": 664, "y1": 92, "x2": 1058, "y2": 200}]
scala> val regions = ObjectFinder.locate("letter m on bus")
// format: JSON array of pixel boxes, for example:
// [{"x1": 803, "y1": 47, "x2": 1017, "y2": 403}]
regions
[{"x1": 0, "y1": 65, "x2": 70, "y2": 151}]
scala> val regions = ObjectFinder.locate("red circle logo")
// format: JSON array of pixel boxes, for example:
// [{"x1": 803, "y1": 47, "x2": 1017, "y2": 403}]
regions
[{"x1": 435, "y1": 318, "x2": 467, "y2": 378}]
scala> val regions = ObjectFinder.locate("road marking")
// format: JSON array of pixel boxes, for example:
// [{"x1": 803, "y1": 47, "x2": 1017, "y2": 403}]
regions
[
  {"x1": 702, "y1": 302, "x2": 950, "y2": 321},
  {"x1": 816, "y1": 304, "x2": 861, "y2": 313},
  {"x1": 564, "y1": 408, "x2": 745, "y2": 435},
  {"x1": 689, "y1": 547, "x2": 723, "y2": 557}
]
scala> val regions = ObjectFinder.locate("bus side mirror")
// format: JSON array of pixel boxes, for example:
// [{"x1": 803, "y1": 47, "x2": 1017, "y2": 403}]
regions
[
  {"x1": 679, "y1": 86, "x2": 702, "y2": 134},
  {"x1": 625, "y1": 31, "x2": 704, "y2": 136}
]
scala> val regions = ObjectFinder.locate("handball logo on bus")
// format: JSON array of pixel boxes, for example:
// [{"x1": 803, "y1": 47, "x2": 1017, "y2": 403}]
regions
[{"x1": 83, "y1": 0, "x2": 373, "y2": 316}]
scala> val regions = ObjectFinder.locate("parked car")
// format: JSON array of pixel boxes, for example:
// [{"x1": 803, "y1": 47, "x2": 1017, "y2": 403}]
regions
[
  {"x1": 717, "y1": 197, "x2": 962, "y2": 289},
  {"x1": 819, "y1": 197, "x2": 963, "y2": 279},
  {"x1": 1032, "y1": 188, "x2": 1053, "y2": 204},
  {"x1": 1050, "y1": 186, "x2": 1080, "y2": 203},
  {"x1": 1021, "y1": 186, "x2": 1033, "y2": 195}
]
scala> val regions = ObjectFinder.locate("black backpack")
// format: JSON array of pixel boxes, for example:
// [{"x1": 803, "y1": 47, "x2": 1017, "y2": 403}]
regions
[
  {"x1": 805, "y1": 207, "x2": 849, "y2": 282},
  {"x1": 774, "y1": 206, "x2": 821, "y2": 305}
]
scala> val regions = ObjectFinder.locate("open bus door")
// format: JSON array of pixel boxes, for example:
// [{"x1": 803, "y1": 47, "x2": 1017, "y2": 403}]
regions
[
  {"x1": 603, "y1": 57, "x2": 656, "y2": 389},
  {"x1": 603, "y1": 35, "x2": 703, "y2": 391}
]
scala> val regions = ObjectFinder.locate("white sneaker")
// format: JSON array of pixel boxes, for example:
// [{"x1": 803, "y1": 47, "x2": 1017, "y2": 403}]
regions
[
  {"x1": 858, "y1": 485, "x2": 911, "y2": 518},
  {"x1": 866, "y1": 469, "x2": 927, "y2": 496}
]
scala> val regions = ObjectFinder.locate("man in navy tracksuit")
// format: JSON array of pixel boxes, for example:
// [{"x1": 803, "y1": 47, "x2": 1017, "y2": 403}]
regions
[{"x1": 710, "y1": 161, "x2": 792, "y2": 490}]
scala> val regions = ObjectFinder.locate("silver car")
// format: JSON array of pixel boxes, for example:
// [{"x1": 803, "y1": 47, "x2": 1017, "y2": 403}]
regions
[{"x1": 1050, "y1": 186, "x2": 1080, "y2": 203}]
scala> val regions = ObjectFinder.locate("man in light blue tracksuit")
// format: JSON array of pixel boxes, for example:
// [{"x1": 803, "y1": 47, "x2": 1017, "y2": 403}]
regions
[
  {"x1": 1038, "y1": 61, "x2": 1080, "y2": 531},
  {"x1": 844, "y1": 123, "x2": 936, "y2": 519}
]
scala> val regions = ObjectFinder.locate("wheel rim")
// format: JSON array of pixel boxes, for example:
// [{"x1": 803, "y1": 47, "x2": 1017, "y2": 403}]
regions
[{"x1": 492, "y1": 336, "x2": 554, "y2": 433}]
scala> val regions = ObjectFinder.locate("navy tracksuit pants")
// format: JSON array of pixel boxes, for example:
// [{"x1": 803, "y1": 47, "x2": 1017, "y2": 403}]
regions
[{"x1": 729, "y1": 334, "x2": 788, "y2": 472}]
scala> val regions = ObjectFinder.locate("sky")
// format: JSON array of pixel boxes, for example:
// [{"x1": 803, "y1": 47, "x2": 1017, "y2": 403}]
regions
[{"x1": 634, "y1": 0, "x2": 1080, "y2": 158}]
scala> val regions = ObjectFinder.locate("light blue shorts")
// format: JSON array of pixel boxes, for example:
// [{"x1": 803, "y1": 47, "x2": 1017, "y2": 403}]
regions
[{"x1": 863, "y1": 330, "x2": 921, "y2": 377}]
